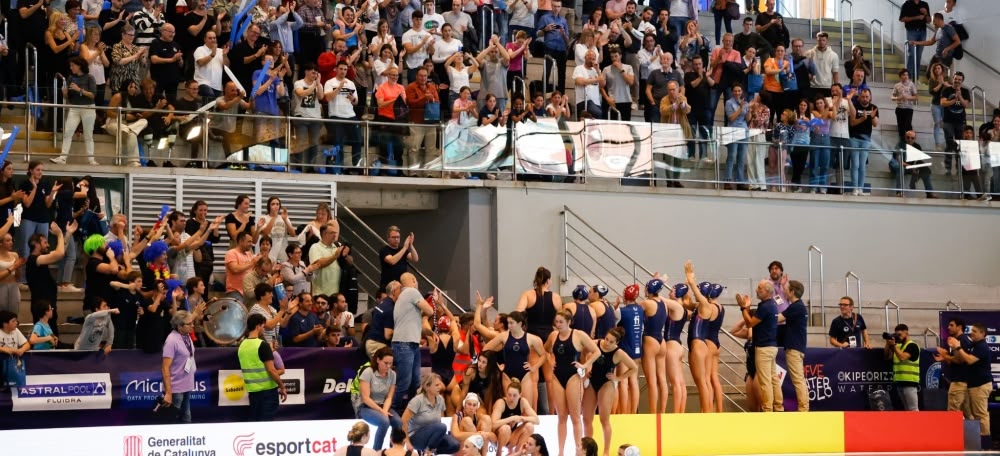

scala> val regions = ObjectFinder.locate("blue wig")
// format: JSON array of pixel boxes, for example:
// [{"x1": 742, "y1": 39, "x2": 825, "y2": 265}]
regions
[
  {"x1": 106, "y1": 239, "x2": 124, "y2": 259},
  {"x1": 165, "y1": 278, "x2": 189, "y2": 310},
  {"x1": 143, "y1": 240, "x2": 169, "y2": 264}
]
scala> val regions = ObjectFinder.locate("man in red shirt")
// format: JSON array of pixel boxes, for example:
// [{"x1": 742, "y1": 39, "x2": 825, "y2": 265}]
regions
[{"x1": 405, "y1": 67, "x2": 441, "y2": 176}]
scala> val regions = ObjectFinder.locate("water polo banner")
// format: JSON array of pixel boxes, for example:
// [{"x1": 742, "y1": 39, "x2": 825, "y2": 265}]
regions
[
  {"x1": 439, "y1": 118, "x2": 744, "y2": 176},
  {"x1": 775, "y1": 347, "x2": 941, "y2": 412},
  {"x1": 0, "y1": 347, "x2": 429, "y2": 430}
]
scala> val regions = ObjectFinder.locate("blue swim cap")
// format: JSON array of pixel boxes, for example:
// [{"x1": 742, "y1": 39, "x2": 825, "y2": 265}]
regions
[
  {"x1": 593, "y1": 284, "x2": 609, "y2": 298},
  {"x1": 646, "y1": 279, "x2": 664, "y2": 295},
  {"x1": 673, "y1": 284, "x2": 689, "y2": 298},
  {"x1": 707, "y1": 284, "x2": 725, "y2": 300},
  {"x1": 698, "y1": 281, "x2": 713, "y2": 297},
  {"x1": 572, "y1": 285, "x2": 589, "y2": 301}
]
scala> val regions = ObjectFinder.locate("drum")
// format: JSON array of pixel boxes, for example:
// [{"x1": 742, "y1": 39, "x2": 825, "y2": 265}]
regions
[{"x1": 202, "y1": 297, "x2": 248, "y2": 346}]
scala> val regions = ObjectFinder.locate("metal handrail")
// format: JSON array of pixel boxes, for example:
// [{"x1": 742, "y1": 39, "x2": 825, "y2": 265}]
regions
[
  {"x1": 922, "y1": 327, "x2": 939, "y2": 349},
  {"x1": 970, "y1": 86, "x2": 987, "y2": 129},
  {"x1": 334, "y1": 198, "x2": 466, "y2": 314},
  {"x1": 808, "y1": 245, "x2": 825, "y2": 329},
  {"x1": 335, "y1": 223, "x2": 385, "y2": 306},
  {"x1": 882, "y1": 0, "x2": 1000, "y2": 80},
  {"x1": 53, "y1": 76, "x2": 60, "y2": 150},
  {"x1": 543, "y1": 55, "x2": 557, "y2": 95},
  {"x1": 945, "y1": 300, "x2": 963, "y2": 311},
  {"x1": 840, "y1": 0, "x2": 855, "y2": 60},
  {"x1": 870, "y1": 19, "x2": 885, "y2": 82},
  {"x1": 512, "y1": 75, "x2": 527, "y2": 98},
  {"x1": 884, "y1": 299, "x2": 900, "y2": 332},
  {"x1": 479, "y1": 6, "x2": 494, "y2": 51},
  {"x1": 845, "y1": 271, "x2": 862, "y2": 315},
  {"x1": 24, "y1": 43, "x2": 37, "y2": 161}
]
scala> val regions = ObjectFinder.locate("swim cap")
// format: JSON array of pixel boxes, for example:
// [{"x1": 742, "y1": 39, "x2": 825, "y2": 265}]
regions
[
  {"x1": 673, "y1": 284, "x2": 689, "y2": 299},
  {"x1": 623, "y1": 284, "x2": 640, "y2": 301},
  {"x1": 646, "y1": 279, "x2": 664, "y2": 295},
  {"x1": 698, "y1": 281, "x2": 713, "y2": 298},
  {"x1": 593, "y1": 284, "x2": 609, "y2": 298},
  {"x1": 572, "y1": 285, "x2": 589, "y2": 301},
  {"x1": 707, "y1": 284, "x2": 725, "y2": 299}
]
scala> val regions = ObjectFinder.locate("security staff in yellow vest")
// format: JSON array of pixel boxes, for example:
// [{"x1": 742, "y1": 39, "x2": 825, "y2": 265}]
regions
[
  {"x1": 883, "y1": 323, "x2": 920, "y2": 411},
  {"x1": 239, "y1": 312, "x2": 288, "y2": 421}
]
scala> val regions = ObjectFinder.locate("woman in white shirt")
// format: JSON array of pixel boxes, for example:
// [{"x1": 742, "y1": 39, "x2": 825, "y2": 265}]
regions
[
  {"x1": 372, "y1": 44, "x2": 398, "y2": 91},
  {"x1": 446, "y1": 52, "x2": 478, "y2": 110},
  {"x1": 574, "y1": 29, "x2": 602, "y2": 68},
  {"x1": 368, "y1": 19, "x2": 397, "y2": 57},
  {"x1": 258, "y1": 196, "x2": 297, "y2": 263},
  {"x1": 79, "y1": 26, "x2": 108, "y2": 104}
]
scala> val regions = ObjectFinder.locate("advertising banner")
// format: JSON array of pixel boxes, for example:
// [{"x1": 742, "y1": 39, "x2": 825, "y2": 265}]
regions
[
  {"x1": 439, "y1": 118, "x2": 702, "y2": 176},
  {"x1": 775, "y1": 347, "x2": 940, "y2": 412},
  {"x1": 0, "y1": 347, "x2": 428, "y2": 430}
]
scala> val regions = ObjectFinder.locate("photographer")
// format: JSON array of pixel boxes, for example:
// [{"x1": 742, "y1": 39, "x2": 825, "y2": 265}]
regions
[{"x1": 882, "y1": 323, "x2": 920, "y2": 411}]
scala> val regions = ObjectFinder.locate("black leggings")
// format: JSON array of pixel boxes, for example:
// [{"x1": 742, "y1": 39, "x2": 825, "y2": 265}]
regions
[{"x1": 791, "y1": 146, "x2": 810, "y2": 184}]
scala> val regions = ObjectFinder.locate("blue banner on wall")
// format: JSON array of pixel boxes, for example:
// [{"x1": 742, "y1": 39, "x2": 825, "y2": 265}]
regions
[{"x1": 0, "y1": 347, "x2": 429, "y2": 430}]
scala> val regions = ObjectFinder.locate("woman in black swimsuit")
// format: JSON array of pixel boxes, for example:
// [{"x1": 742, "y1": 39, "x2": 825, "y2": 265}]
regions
[
  {"x1": 582, "y1": 327, "x2": 638, "y2": 456},
  {"x1": 491, "y1": 378, "x2": 540, "y2": 454},
  {"x1": 516, "y1": 267, "x2": 563, "y2": 414},
  {"x1": 451, "y1": 392, "x2": 496, "y2": 455},
  {"x1": 461, "y1": 350, "x2": 504, "y2": 415},
  {"x1": 731, "y1": 318, "x2": 761, "y2": 412},
  {"x1": 333, "y1": 422, "x2": 379, "y2": 456},
  {"x1": 481, "y1": 311, "x2": 547, "y2": 411},
  {"x1": 545, "y1": 309, "x2": 599, "y2": 456}
]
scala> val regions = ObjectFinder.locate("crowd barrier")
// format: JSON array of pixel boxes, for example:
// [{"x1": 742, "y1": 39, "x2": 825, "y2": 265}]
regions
[
  {"x1": 0, "y1": 412, "x2": 968, "y2": 455},
  {"x1": 8, "y1": 100, "x2": 997, "y2": 197},
  {"x1": 0, "y1": 347, "x2": 428, "y2": 430}
]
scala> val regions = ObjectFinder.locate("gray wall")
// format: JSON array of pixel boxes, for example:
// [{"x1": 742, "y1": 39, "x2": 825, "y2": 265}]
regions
[
  {"x1": 363, "y1": 189, "x2": 495, "y2": 309},
  {"x1": 494, "y1": 187, "x2": 1000, "y2": 311}
]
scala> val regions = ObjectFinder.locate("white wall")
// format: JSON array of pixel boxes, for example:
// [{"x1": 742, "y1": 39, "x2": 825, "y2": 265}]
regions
[{"x1": 494, "y1": 187, "x2": 1000, "y2": 312}]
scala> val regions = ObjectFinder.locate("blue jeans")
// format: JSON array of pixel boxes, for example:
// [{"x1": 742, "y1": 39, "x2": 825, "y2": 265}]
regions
[
  {"x1": 391, "y1": 342, "x2": 421, "y2": 413},
  {"x1": 708, "y1": 88, "x2": 727, "y2": 125},
  {"x1": 930, "y1": 104, "x2": 945, "y2": 148},
  {"x1": 248, "y1": 388, "x2": 280, "y2": 421},
  {"x1": 171, "y1": 392, "x2": 192, "y2": 423},
  {"x1": 905, "y1": 29, "x2": 926, "y2": 80},
  {"x1": 810, "y1": 134, "x2": 831, "y2": 187},
  {"x1": 357, "y1": 407, "x2": 402, "y2": 450},
  {"x1": 850, "y1": 135, "x2": 871, "y2": 190},
  {"x1": 726, "y1": 141, "x2": 747, "y2": 183},
  {"x1": 409, "y1": 422, "x2": 461, "y2": 454},
  {"x1": 830, "y1": 136, "x2": 851, "y2": 173},
  {"x1": 16, "y1": 218, "x2": 48, "y2": 283},
  {"x1": 56, "y1": 230, "x2": 76, "y2": 285},
  {"x1": 328, "y1": 117, "x2": 363, "y2": 168}
]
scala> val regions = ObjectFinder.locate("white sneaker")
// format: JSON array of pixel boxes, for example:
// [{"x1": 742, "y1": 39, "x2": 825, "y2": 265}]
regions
[
  {"x1": 58, "y1": 284, "x2": 83, "y2": 292},
  {"x1": 852, "y1": 189, "x2": 861, "y2": 196},
  {"x1": 49, "y1": 156, "x2": 66, "y2": 164},
  {"x1": 128, "y1": 161, "x2": 141, "y2": 167},
  {"x1": 88, "y1": 159, "x2": 100, "y2": 166}
]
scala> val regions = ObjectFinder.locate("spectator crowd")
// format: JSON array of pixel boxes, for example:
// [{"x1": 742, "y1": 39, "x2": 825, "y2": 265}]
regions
[{"x1": 0, "y1": 0, "x2": 990, "y2": 196}]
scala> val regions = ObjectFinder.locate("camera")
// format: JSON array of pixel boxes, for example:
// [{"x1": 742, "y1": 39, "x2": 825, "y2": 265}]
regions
[{"x1": 882, "y1": 332, "x2": 901, "y2": 343}]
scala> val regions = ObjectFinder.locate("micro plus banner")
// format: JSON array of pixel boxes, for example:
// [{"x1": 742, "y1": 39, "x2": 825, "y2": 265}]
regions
[{"x1": 0, "y1": 347, "x2": 421, "y2": 430}]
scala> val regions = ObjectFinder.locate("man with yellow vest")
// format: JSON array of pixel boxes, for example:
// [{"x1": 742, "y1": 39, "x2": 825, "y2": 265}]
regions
[
  {"x1": 239, "y1": 313, "x2": 288, "y2": 421},
  {"x1": 884, "y1": 323, "x2": 920, "y2": 411}
]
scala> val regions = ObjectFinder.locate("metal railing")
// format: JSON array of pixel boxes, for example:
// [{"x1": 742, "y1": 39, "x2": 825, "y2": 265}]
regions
[
  {"x1": 970, "y1": 86, "x2": 988, "y2": 129},
  {"x1": 334, "y1": 198, "x2": 467, "y2": 315},
  {"x1": 542, "y1": 55, "x2": 557, "y2": 95},
  {"x1": 512, "y1": 75, "x2": 526, "y2": 98},
  {"x1": 479, "y1": 7, "x2": 495, "y2": 51},
  {"x1": 884, "y1": 299, "x2": 900, "y2": 332},
  {"x1": 845, "y1": 271, "x2": 862, "y2": 314},
  {"x1": 870, "y1": 19, "x2": 886, "y2": 82},
  {"x1": 840, "y1": 0, "x2": 855, "y2": 59},
  {"x1": 945, "y1": 300, "x2": 963, "y2": 311},
  {"x1": 922, "y1": 327, "x2": 939, "y2": 348},
  {"x1": 561, "y1": 205, "x2": 747, "y2": 411},
  {"x1": 808, "y1": 245, "x2": 826, "y2": 329}
]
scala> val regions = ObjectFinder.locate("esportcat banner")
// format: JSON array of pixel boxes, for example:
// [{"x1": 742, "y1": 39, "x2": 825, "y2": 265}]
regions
[
  {"x1": 438, "y1": 118, "x2": 749, "y2": 176},
  {"x1": 0, "y1": 347, "x2": 428, "y2": 430}
]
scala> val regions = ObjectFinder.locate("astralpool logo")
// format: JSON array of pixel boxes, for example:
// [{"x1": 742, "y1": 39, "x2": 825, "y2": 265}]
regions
[
  {"x1": 233, "y1": 433, "x2": 339, "y2": 456},
  {"x1": 11, "y1": 373, "x2": 112, "y2": 411},
  {"x1": 120, "y1": 372, "x2": 210, "y2": 408}
]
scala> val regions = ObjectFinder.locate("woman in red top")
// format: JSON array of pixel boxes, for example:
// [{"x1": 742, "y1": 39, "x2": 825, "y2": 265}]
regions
[{"x1": 374, "y1": 67, "x2": 407, "y2": 170}]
